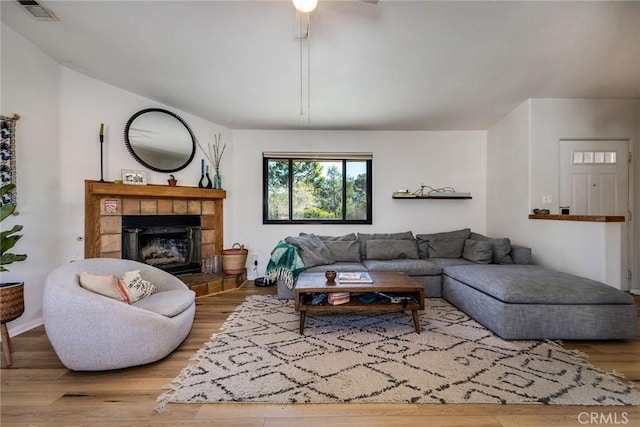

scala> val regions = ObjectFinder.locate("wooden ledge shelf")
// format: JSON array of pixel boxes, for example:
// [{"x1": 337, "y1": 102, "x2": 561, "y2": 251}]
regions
[
  {"x1": 87, "y1": 180, "x2": 226, "y2": 200},
  {"x1": 528, "y1": 214, "x2": 625, "y2": 223},
  {"x1": 392, "y1": 196, "x2": 472, "y2": 200}
]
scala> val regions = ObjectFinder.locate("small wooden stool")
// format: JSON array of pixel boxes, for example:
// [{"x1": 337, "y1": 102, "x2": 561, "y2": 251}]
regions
[{"x1": 1, "y1": 282, "x2": 25, "y2": 367}]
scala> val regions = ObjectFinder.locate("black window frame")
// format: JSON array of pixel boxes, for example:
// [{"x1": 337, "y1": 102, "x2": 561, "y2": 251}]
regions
[{"x1": 262, "y1": 155, "x2": 373, "y2": 225}]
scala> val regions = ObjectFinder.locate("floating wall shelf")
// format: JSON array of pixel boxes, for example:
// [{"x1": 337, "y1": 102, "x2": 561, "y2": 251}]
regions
[{"x1": 392, "y1": 194, "x2": 472, "y2": 200}]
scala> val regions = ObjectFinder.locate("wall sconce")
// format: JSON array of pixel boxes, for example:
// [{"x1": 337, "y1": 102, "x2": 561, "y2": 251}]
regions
[{"x1": 293, "y1": 0, "x2": 318, "y2": 13}]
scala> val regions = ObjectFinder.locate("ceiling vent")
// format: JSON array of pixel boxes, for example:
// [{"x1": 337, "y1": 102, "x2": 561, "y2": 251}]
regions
[{"x1": 16, "y1": 0, "x2": 59, "y2": 21}]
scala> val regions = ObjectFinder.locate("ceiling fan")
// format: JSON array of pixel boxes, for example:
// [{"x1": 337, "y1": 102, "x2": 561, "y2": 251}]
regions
[{"x1": 292, "y1": 0, "x2": 378, "y2": 14}]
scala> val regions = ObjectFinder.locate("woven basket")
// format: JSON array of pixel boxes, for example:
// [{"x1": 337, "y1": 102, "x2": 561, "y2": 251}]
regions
[
  {"x1": 0, "y1": 282, "x2": 25, "y2": 323},
  {"x1": 222, "y1": 243, "x2": 248, "y2": 274}
]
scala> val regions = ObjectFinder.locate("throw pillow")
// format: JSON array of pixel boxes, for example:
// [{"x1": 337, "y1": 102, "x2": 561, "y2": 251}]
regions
[
  {"x1": 415, "y1": 228, "x2": 471, "y2": 258},
  {"x1": 427, "y1": 238, "x2": 467, "y2": 258},
  {"x1": 285, "y1": 233, "x2": 335, "y2": 267},
  {"x1": 365, "y1": 239, "x2": 419, "y2": 260},
  {"x1": 462, "y1": 239, "x2": 493, "y2": 264},
  {"x1": 79, "y1": 272, "x2": 131, "y2": 303},
  {"x1": 324, "y1": 240, "x2": 361, "y2": 262},
  {"x1": 122, "y1": 270, "x2": 157, "y2": 303},
  {"x1": 358, "y1": 231, "x2": 414, "y2": 259},
  {"x1": 301, "y1": 232, "x2": 357, "y2": 241},
  {"x1": 469, "y1": 232, "x2": 513, "y2": 264}
]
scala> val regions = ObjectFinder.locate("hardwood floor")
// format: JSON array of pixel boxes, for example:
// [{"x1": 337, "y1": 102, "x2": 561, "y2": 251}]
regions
[{"x1": 1, "y1": 283, "x2": 638, "y2": 427}]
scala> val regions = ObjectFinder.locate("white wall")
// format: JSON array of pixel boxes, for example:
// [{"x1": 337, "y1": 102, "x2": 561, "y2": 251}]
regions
[
  {"x1": 529, "y1": 99, "x2": 638, "y2": 214},
  {"x1": 1, "y1": 24, "x2": 61, "y2": 334},
  {"x1": 1, "y1": 25, "x2": 231, "y2": 335},
  {"x1": 58, "y1": 68, "x2": 232, "y2": 263},
  {"x1": 486, "y1": 100, "x2": 531, "y2": 245},
  {"x1": 487, "y1": 98, "x2": 639, "y2": 290},
  {"x1": 636, "y1": 105, "x2": 640, "y2": 293},
  {"x1": 228, "y1": 130, "x2": 487, "y2": 279}
]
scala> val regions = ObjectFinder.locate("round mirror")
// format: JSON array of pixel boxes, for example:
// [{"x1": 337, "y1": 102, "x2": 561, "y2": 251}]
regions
[{"x1": 124, "y1": 108, "x2": 196, "y2": 172}]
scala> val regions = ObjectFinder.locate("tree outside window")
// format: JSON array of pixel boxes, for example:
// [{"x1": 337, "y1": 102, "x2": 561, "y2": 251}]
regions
[{"x1": 263, "y1": 155, "x2": 372, "y2": 224}]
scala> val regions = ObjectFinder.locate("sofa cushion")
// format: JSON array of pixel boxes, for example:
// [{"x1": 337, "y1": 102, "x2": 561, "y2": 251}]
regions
[
  {"x1": 427, "y1": 238, "x2": 466, "y2": 258},
  {"x1": 462, "y1": 239, "x2": 493, "y2": 264},
  {"x1": 363, "y1": 259, "x2": 441, "y2": 276},
  {"x1": 510, "y1": 245, "x2": 532, "y2": 265},
  {"x1": 443, "y1": 264, "x2": 635, "y2": 305},
  {"x1": 285, "y1": 233, "x2": 335, "y2": 267},
  {"x1": 314, "y1": 233, "x2": 357, "y2": 241},
  {"x1": 415, "y1": 228, "x2": 471, "y2": 258},
  {"x1": 122, "y1": 270, "x2": 157, "y2": 303},
  {"x1": 132, "y1": 289, "x2": 195, "y2": 317},
  {"x1": 425, "y1": 257, "x2": 476, "y2": 268},
  {"x1": 304, "y1": 262, "x2": 366, "y2": 273},
  {"x1": 469, "y1": 232, "x2": 513, "y2": 264},
  {"x1": 365, "y1": 239, "x2": 419, "y2": 260},
  {"x1": 79, "y1": 272, "x2": 131, "y2": 303},
  {"x1": 358, "y1": 231, "x2": 414, "y2": 259},
  {"x1": 324, "y1": 240, "x2": 361, "y2": 262}
]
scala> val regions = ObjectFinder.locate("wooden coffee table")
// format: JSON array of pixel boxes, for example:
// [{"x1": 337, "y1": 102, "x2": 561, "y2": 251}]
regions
[{"x1": 294, "y1": 271, "x2": 425, "y2": 334}]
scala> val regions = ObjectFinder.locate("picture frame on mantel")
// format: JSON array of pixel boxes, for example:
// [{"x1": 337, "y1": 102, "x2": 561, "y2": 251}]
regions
[{"x1": 122, "y1": 169, "x2": 146, "y2": 185}]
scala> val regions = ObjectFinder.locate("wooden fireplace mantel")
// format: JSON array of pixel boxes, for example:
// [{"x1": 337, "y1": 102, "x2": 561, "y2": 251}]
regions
[
  {"x1": 86, "y1": 181, "x2": 227, "y2": 200},
  {"x1": 84, "y1": 180, "x2": 226, "y2": 260}
]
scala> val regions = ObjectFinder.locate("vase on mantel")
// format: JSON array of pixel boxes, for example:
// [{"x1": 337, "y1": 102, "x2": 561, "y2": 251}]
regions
[{"x1": 213, "y1": 170, "x2": 222, "y2": 189}]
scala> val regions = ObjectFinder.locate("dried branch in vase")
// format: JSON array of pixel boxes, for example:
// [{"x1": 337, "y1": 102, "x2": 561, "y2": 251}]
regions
[
  {"x1": 195, "y1": 133, "x2": 226, "y2": 172},
  {"x1": 210, "y1": 133, "x2": 226, "y2": 172}
]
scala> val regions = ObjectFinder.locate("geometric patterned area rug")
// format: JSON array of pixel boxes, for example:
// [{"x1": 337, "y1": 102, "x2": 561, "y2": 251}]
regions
[{"x1": 157, "y1": 295, "x2": 640, "y2": 412}]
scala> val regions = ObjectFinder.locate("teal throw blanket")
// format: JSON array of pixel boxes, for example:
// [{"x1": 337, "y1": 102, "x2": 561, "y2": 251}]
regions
[{"x1": 265, "y1": 241, "x2": 306, "y2": 290}]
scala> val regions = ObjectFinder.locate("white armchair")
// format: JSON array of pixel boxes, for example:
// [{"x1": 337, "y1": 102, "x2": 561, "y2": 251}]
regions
[{"x1": 43, "y1": 258, "x2": 195, "y2": 371}]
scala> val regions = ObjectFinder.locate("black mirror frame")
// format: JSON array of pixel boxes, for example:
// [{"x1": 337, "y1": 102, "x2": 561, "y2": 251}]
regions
[{"x1": 124, "y1": 108, "x2": 196, "y2": 173}]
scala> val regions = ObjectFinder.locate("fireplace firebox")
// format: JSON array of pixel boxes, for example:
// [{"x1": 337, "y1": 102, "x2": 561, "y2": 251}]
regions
[{"x1": 122, "y1": 215, "x2": 201, "y2": 275}]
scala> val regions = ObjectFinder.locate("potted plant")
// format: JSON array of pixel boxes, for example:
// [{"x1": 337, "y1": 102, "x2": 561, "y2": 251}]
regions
[
  {"x1": 167, "y1": 174, "x2": 178, "y2": 186},
  {"x1": 1, "y1": 184, "x2": 27, "y2": 365},
  {"x1": 1, "y1": 184, "x2": 26, "y2": 271}
]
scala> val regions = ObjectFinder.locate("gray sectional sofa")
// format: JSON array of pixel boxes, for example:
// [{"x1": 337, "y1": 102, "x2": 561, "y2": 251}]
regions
[{"x1": 275, "y1": 229, "x2": 637, "y2": 340}]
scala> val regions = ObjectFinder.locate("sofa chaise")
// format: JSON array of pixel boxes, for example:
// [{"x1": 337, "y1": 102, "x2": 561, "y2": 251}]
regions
[{"x1": 272, "y1": 229, "x2": 637, "y2": 340}]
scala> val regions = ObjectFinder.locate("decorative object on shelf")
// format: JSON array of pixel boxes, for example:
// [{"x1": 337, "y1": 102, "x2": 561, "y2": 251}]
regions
[
  {"x1": 532, "y1": 208, "x2": 550, "y2": 215},
  {"x1": 393, "y1": 184, "x2": 471, "y2": 199},
  {"x1": 392, "y1": 190, "x2": 414, "y2": 198},
  {"x1": 560, "y1": 206, "x2": 570, "y2": 215},
  {"x1": 167, "y1": 174, "x2": 177, "y2": 186},
  {"x1": 198, "y1": 160, "x2": 212, "y2": 188},
  {"x1": 324, "y1": 270, "x2": 336, "y2": 284},
  {"x1": 213, "y1": 170, "x2": 222, "y2": 190},
  {"x1": 196, "y1": 133, "x2": 226, "y2": 190},
  {"x1": 98, "y1": 123, "x2": 105, "y2": 182},
  {"x1": 1, "y1": 114, "x2": 19, "y2": 207},
  {"x1": 124, "y1": 108, "x2": 196, "y2": 173},
  {"x1": 222, "y1": 243, "x2": 248, "y2": 274},
  {"x1": 201, "y1": 256, "x2": 221, "y2": 274},
  {"x1": 121, "y1": 169, "x2": 147, "y2": 185}
]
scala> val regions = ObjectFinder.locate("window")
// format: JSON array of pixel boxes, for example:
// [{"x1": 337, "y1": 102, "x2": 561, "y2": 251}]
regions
[
  {"x1": 263, "y1": 152, "x2": 372, "y2": 224},
  {"x1": 572, "y1": 151, "x2": 617, "y2": 164}
]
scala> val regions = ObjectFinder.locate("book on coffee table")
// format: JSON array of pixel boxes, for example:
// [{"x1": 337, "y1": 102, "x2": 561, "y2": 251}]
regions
[{"x1": 337, "y1": 272, "x2": 373, "y2": 284}]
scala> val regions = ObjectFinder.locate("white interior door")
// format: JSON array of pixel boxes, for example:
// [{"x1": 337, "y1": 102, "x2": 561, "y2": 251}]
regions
[
  {"x1": 559, "y1": 140, "x2": 631, "y2": 290},
  {"x1": 559, "y1": 140, "x2": 628, "y2": 215}
]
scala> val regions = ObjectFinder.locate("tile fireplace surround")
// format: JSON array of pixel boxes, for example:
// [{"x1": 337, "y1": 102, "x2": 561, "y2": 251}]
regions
[{"x1": 84, "y1": 180, "x2": 225, "y2": 261}]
